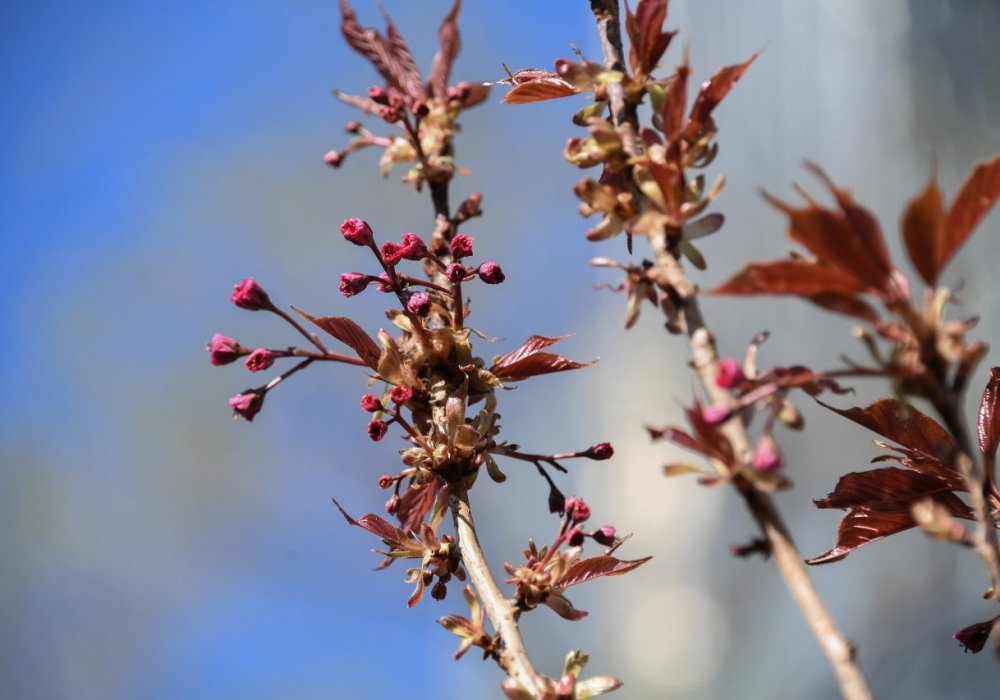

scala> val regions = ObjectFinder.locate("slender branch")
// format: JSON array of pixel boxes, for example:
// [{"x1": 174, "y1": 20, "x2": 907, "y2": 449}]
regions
[
  {"x1": 588, "y1": 1, "x2": 872, "y2": 697},
  {"x1": 449, "y1": 487, "x2": 543, "y2": 697}
]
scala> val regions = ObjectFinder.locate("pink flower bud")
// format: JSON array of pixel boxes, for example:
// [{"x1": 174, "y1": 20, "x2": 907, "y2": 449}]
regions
[
  {"x1": 566, "y1": 527, "x2": 585, "y2": 547},
  {"x1": 585, "y1": 442, "x2": 614, "y2": 460},
  {"x1": 592, "y1": 526, "x2": 616, "y2": 546},
  {"x1": 390, "y1": 385, "x2": 413, "y2": 404},
  {"x1": 564, "y1": 496, "x2": 591, "y2": 524},
  {"x1": 339, "y1": 272, "x2": 368, "y2": 297},
  {"x1": 380, "y1": 241, "x2": 404, "y2": 265},
  {"x1": 449, "y1": 234, "x2": 474, "y2": 260},
  {"x1": 407, "y1": 292, "x2": 431, "y2": 317},
  {"x1": 229, "y1": 390, "x2": 265, "y2": 421},
  {"x1": 752, "y1": 435, "x2": 783, "y2": 472},
  {"x1": 477, "y1": 261, "x2": 505, "y2": 284},
  {"x1": 953, "y1": 619, "x2": 994, "y2": 654},
  {"x1": 412, "y1": 100, "x2": 430, "y2": 118},
  {"x1": 360, "y1": 394, "x2": 382, "y2": 412},
  {"x1": 400, "y1": 232, "x2": 428, "y2": 260},
  {"x1": 345, "y1": 120, "x2": 363, "y2": 134},
  {"x1": 323, "y1": 150, "x2": 342, "y2": 167},
  {"x1": 231, "y1": 278, "x2": 272, "y2": 311},
  {"x1": 715, "y1": 358, "x2": 746, "y2": 389},
  {"x1": 207, "y1": 334, "x2": 244, "y2": 366},
  {"x1": 377, "y1": 474, "x2": 395, "y2": 489},
  {"x1": 340, "y1": 218, "x2": 374, "y2": 247},
  {"x1": 367, "y1": 419, "x2": 388, "y2": 441},
  {"x1": 245, "y1": 348, "x2": 275, "y2": 373},
  {"x1": 376, "y1": 272, "x2": 393, "y2": 292},
  {"x1": 385, "y1": 493, "x2": 400, "y2": 515},
  {"x1": 367, "y1": 85, "x2": 388, "y2": 104},
  {"x1": 430, "y1": 580, "x2": 447, "y2": 601},
  {"x1": 445, "y1": 263, "x2": 467, "y2": 283},
  {"x1": 701, "y1": 404, "x2": 731, "y2": 425}
]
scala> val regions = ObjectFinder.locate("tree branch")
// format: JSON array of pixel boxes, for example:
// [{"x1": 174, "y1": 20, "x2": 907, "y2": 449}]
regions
[
  {"x1": 588, "y1": 1, "x2": 872, "y2": 697},
  {"x1": 449, "y1": 487, "x2": 544, "y2": 697}
]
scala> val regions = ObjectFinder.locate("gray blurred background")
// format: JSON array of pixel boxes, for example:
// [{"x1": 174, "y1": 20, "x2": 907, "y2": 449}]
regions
[{"x1": 3, "y1": 1, "x2": 999, "y2": 698}]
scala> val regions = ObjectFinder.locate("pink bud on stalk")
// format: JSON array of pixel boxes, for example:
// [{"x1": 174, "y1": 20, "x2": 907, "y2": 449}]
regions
[
  {"x1": 340, "y1": 218, "x2": 374, "y2": 247},
  {"x1": 390, "y1": 385, "x2": 414, "y2": 404},
  {"x1": 715, "y1": 358, "x2": 746, "y2": 389},
  {"x1": 229, "y1": 390, "x2": 265, "y2": 421},
  {"x1": 477, "y1": 261, "x2": 505, "y2": 284},
  {"x1": 449, "y1": 234, "x2": 474, "y2": 259},
  {"x1": 592, "y1": 526, "x2": 617, "y2": 546},
  {"x1": 339, "y1": 272, "x2": 368, "y2": 298},
  {"x1": 400, "y1": 233, "x2": 428, "y2": 260},
  {"x1": 367, "y1": 419, "x2": 388, "y2": 442},
  {"x1": 231, "y1": 278, "x2": 272, "y2": 311},
  {"x1": 207, "y1": 334, "x2": 244, "y2": 366},
  {"x1": 245, "y1": 348, "x2": 275, "y2": 373},
  {"x1": 585, "y1": 442, "x2": 614, "y2": 460},
  {"x1": 701, "y1": 403, "x2": 732, "y2": 425},
  {"x1": 360, "y1": 394, "x2": 382, "y2": 412},
  {"x1": 564, "y1": 496, "x2": 591, "y2": 524},
  {"x1": 445, "y1": 263, "x2": 467, "y2": 283},
  {"x1": 407, "y1": 292, "x2": 431, "y2": 317},
  {"x1": 566, "y1": 527, "x2": 585, "y2": 547},
  {"x1": 752, "y1": 435, "x2": 783, "y2": 472}
]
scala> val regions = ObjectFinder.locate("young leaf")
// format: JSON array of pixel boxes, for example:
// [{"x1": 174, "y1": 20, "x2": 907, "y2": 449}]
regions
[
  {"x1": 501, "y1": 70, "x2": 578, "y2": 104},
  {"x1": 339, "y1": 0, "x2": 405, "y2": 92},
  {"x1": 806, "y1": 508, "x2": 917, "y2": 564},
  {"x1": 901, "y1": 176, "x2": 946, "y2": 287},
  {"x1": 292, "y1": 308, "x2": 381, "y2": 369},
  {"x1": 942, "y1": 153, "x2": 1000, "y2": 274},
  {"x1": 380, "y1": 8, "x2": 425, "y2": 100},
  {"x1": 815, "y1": 467, "x2": 970, "y2": 513},
  {"x1": 558, "y1": 553, "x2": 653, "y2": 590},
  {"x1": 490, "y1": 335, "x2": 594, "y2": 381},
  {"x1": 396, "y1": 478, "x2": 441, "y2": 533},
  {"x1": 333, "y1": 498, "x2": 409, "y2": 547},
  {"x1": 625, "y1": 0, "x2": 676, "y2": 76},
  {"x1": 682, "y1": 51, "x2": 759, "y2": 142},
  {"x1": 709, "y1": 259, "x2": 868, "y2": 297},
  {"x1": 428, "y1": 0, "x2": 462, "y2": 98},
  {"x1": 978, "y1": 366, "x2": 1000, "y2": 461}
]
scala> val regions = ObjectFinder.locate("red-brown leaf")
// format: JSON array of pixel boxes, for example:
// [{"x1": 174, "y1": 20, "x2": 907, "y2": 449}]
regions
[
  {"x1": 396, "y1": 478, "x2": 441, "y2": 534},
  {"x1": 978, "y1": 367, "x2": 1000, "y2": 461},
  {"x1": 821, "y1": 399, "x2": 957, "y2": 475},
  {"x1": 558, "y1": 553, "x2": 653, "y2": 590},
  {"x1": 709, "y1": 259, "x2": 868, "y2": 297},
  {"x1": 543, "y1": 592, "x2": 589, "y2": 621},
  {"x1": 807, "y1": 292, "x2": 880, "y2": 323},
  {"x1": 339, "y1": 0, "x2": 405, "y2": 92},
  {"x1": 490, "y1": 335, "x2": 593, "y2": 380},
  {"x1": 333, "y1": 498, "x2": 408, "y2": 547},
  {"x1": 815, "y1": 467, "x2": 970, "y2": 514},
  {"x1": 501, "y1": 72, "x2": 578, "y2": 104},
  {"x1": 683, "y1": 51, "x2": 759, "y2": 142},
  {"x1": 901, "y1": 176, "x2": 946, "y2": 286},
  {"x1": 428, "y1": 0, "x2": 461, "y2": 98},
  {"x1": 625, "y1": 0, "x2": 676, "y2": 76},
  {"x1": 380, "y1": 8, "x2": 425, "y2": 100},
  {"x1": 806, "y1": 508, "x2": 916, "y2": 564},
  {"x1": 943, "y1": 153, "x2": 1000, "y2": 272},
  {"x1": 293, "y1": 308, "x2": 381, "y2": 369}
]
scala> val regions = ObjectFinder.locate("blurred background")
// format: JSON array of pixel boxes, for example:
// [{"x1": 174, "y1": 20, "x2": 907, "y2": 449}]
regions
[{"x1": 3, "y1": 0, "x2": 999, "y2": 698}]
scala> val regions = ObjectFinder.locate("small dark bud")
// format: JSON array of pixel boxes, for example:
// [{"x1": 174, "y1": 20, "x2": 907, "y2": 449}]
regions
[
  {"x1": 566, "y1": 527, "x2": 585, "y2": 547},
  {"x1": 445, "y1": 262, "x2": 468, "y2": 283},
  {"x1": 367, "y1": 419, "x2": 388, "y2": 441},
  {"x1": 431, "y1": 580, "x2": 448, "y2": 601},
  {"x1": 585, "y1": 442, "x2": 614, "y2": 460},
  {"x1": 954, "y1": 619, "x2": 995, "y2": 654},
  {"x1": 548, "y1": 486, "x2": 566, "y2": 514},
  {"x1": 385, "y1": 493, "x2": 400, "y2": 516},
  {"x1": 412, "y1": 100, "x2": 430, "y2": 118},
  {"x1": 477, "y1": 261, "x2": 505, "y2": 284},
  {"x1": 323, "y1": 149, "x2": 343, "y2": 167},
  {"x1": 367, "y1": 85, "x2": 388, "y2": 104},
  {"x1": 377, "y1": 474, "x2": 394, "y2": 489},
  {"x1": 592, "y1": 526, "x2": 616, "y2": 547}
]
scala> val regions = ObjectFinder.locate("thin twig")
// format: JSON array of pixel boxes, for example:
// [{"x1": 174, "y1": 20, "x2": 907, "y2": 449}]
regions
[
  {"x1": 449, "y1": 487, "x2": 543, "y2": 697},
  {"x1": 588, "y1": 1, "x2": 872, "y2": 697}
]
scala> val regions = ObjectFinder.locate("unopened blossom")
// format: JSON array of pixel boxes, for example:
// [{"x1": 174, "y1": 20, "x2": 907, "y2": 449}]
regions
[
  {"x1": 407, "y1": 292, "x2": 431, "y2": 317},
  {"x1": 231, "y1": 278, "x2": 272, "y2": 311},
  {"x1": 324, "y1": 150, "x2": 343, "y2": 167},
  {"x1": 360, "y1": 394, "x2": 382, "y2": 412},
  {"x1": 564, "y1": 496, "x2": 591, "y2": 524},
  {"x1": 367, "y1": 419, "x2": 388, "y2": 441},
  {"x1": 445, "y1": 262, "x2": 467, "y2": 283},
  {"x1": 701, "y1": 403, "x2": 731, "y2": 425},
  {"x1": 207, "y1": 334, "x2": 244, "y2": 366},
  {"x1": 390, "y1": 385, "x2": 413, "y2": 404},
  {"x1": 585, "y1": 442, "x2": 614, "y2": 460},
  {"x1": 953, "y1": 619, "x2": 995, "y2": 653},
  {"x1": 400, "y1": 233, "x2": 428, "y2": 260},
  {"x1": 229, "y1": 390, "x2": 265, "y2": 421},
  {"x1": 566, "y1": 527, "x2": 585, "y2": 547},
  {"x1": 340, "y1": 272, "x2": 368, "y2": 297},
  {"x1": 245, "y1": 348, "x2": 275, "y2": 373},
  {"x1": 381, "y1": 241, "x2": 404, "y2": 265},
  {"x1": 752, "y1": 435, "x2": 783, "y2": 472},
  {"x1": 477, "y1": 261, "x2": 505, "y2": 284},
  {"x1": 592, "y1": 526, "x2": 617, "y2": 546},
  {"x1": 377, "y1": 474, "x2": 395, "y2": 489},
  {"x1": 449, "y1": 234, "x2": 474, "y2": 259},
  {"x1": 340, "y1": 218, "x2": 374, "y2": 246},
  {"x1": 715, "y1": 358, "x2": 746, "y2": 389}
]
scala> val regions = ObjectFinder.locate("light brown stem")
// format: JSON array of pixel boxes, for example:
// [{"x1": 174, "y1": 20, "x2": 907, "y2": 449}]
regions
[
  {"x1": 449, "y1": 488, "x2": 543, "y2": 697},
  {"x1": 589, "y1": 1, "x2": 872, "y2": 697}
]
